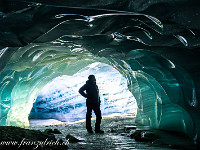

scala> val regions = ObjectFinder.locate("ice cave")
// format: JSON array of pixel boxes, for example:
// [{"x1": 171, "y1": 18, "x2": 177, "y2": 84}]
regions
[{"x1": 0, "y1": 0, "x2": 200, "y2": 148}]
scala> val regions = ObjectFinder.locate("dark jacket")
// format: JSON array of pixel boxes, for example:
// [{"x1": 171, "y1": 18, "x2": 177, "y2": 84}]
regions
[{"x1": 79, "y1": 80, "x2": 100, "y2": 106}]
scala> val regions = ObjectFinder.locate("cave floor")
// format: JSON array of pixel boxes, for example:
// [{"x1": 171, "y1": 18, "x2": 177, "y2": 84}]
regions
[{"x1": 27, "y1": 116, "x2": 190, "y2": 150}]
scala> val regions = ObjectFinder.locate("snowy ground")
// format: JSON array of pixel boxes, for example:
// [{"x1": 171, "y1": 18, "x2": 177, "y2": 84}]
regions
[{"x1": 29, "y1": 119, "x2": 64, "y2": 126}]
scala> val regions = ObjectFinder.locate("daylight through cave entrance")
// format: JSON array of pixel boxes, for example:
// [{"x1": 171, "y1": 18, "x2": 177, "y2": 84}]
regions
[{"x1": 29, "y1": 62, "x2": 137, "y2": 125}]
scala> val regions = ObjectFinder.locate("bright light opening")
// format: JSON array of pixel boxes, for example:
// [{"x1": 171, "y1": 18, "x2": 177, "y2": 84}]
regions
[{"x1": 29, "y1": 62, "x2": 137, "y2": 125}]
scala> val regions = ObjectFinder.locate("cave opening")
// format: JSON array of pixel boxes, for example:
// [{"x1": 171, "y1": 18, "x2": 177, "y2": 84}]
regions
[
  {"x1": 28, "y1": 62, "x2": 137, "y2": 125},
  {"x1": 1, "y1": 42, "x2": 196, "y2": 141}
]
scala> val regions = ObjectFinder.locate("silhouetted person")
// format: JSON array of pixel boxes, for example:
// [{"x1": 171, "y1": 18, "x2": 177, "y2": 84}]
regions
[{"x1": 79, "y1": 75, "x2": 104, "y2": 134}]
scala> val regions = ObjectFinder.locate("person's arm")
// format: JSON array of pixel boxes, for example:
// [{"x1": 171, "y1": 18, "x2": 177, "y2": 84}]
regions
[
  {"x1": 98, "y1": 97, "x2": 101, "y2": 106},
  {"x1": 97, "y1": 85, "x2": 101, "y2": 105},
  {"x1": 79, "y1": 84, "x2": 88, "y2": 98}
]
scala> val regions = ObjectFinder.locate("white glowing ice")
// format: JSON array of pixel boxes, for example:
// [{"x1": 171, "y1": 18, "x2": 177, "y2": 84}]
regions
[{"x1": 29, "y1": 63, "x2": 137, "y2": 123}]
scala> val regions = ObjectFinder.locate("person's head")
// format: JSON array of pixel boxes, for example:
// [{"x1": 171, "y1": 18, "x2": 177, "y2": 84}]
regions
[{"x1": 88, "y1": 75, "x2": 96, "y2": 83}]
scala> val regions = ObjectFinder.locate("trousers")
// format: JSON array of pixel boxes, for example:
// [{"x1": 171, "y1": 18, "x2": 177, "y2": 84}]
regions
[{"x1": 86, "y1": 104, "x2": 102, "y2": 131}]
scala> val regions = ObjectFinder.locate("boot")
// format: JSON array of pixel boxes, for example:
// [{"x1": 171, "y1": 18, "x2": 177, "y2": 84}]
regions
[
  {"x1": 87, "y1": 129, "x2": 94, "y2": 134},
  {"x1": 95, "y1": 129, "x2": 104, "y2": 133}
]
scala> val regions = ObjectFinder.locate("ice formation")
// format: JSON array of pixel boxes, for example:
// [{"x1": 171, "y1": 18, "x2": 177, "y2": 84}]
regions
[
  {"x1": 0, "y1": 0, "x2": 200, "y2": 144},
  {"x1": 29, "y1": 63, "x2": 137, "y2": 122}
]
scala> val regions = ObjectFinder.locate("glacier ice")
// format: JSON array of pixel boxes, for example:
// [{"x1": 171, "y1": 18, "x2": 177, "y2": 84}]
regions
[
  {"x1": 29, "y1": 63, "x2": 137, "y2": 122},
  {"x1": 0, "y1": 0, "x2": 200, "y2": 145}
]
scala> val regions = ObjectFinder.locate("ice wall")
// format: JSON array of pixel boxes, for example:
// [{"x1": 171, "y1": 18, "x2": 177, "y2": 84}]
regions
[
  {"x1": 0, "y1": 0, "x2": 200, "y2": 144},
  {"x1": 29, "y1": 63, "x2": 137, "y2": 122}
]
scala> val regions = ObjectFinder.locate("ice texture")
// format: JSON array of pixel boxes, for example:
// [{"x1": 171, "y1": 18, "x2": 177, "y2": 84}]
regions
[
  {"x1": 29, "y1": 63, "x2": 137, "y2": 122},
  {"x1": 0, "y1": 0, "x2": 200, "y2": 144}
]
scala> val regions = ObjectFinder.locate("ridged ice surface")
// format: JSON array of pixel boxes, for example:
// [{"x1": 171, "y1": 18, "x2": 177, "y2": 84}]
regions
[{"x1": 0, "y1": 0, "x2": 200, "y2": 144}]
